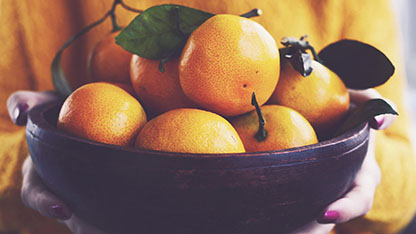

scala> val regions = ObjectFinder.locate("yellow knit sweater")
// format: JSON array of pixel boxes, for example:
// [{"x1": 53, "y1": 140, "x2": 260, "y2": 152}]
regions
[{"x1": 0, "y1": 0, "x2": 415, "y2": 233}]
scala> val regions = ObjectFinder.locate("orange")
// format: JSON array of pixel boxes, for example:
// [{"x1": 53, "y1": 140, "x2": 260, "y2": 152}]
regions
[
  {"x1": 135, "y1": 108, "x2": 245, "y2": 154},
  {"x1": 230, "y1": 105, "x2": 318, "y2": 152},
  {"x1": 57, "y1": 82, "x2": 147, "y2": 146},
  {"x1": 130, "y1": 55, "x2": 197, "y2": 117},
  {"x1": 87, "y1": 31, "x2": 132, "y2": 84},
  {"x1": 179, "y1": 14, "x2": 280, "y2": 117},
  {"x1": 268, "y1": 59, "x2": 349, "y2": 137}
]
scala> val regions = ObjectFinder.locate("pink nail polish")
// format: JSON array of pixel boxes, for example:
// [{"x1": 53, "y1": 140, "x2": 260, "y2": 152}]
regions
[
  {"x1": 369, "y1": 115, "x2": 385, "y2": 129},
  {"x1": 317, "y1": 210, "x2": 340, "y2": 224}
]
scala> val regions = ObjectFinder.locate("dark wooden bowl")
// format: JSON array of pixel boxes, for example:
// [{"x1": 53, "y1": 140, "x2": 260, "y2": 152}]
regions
[{"x1": 26, "y1": 101, "x2": 369, "y2": 234}]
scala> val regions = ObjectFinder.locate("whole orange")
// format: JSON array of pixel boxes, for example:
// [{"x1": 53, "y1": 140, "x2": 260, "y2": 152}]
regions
[
  {"x1": 130, "y1": 55, "x2": 196, "y2": 117},
  {"x1": 230, "y1": 105, "x2": 318, "y2": 152},
  {"x1": 57, "y1": 82, "x2": 147, "y2": 146},
  {"x1": 268, "y1": 60, "x2": 349, "y2": 137},
  {"x1": 88, "y1": 31, "x2": 132, "y2": 84},
  {"x1": 135, "y1": 108, "x2": 245, "y2": 154},
  {"x1": 179, "y1": 14, "x2": 280, "y2": 117}
]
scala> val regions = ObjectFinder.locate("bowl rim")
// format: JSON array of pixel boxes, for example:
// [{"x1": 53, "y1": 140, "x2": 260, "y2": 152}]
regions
[{"x1": 27, "y1": 100, "x2": 369, "y2": 159}]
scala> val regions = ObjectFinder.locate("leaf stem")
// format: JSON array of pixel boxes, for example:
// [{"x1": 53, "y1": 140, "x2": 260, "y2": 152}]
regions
[
  {"x1": 119, "y1": 0, "x2": 143, "y2": 13},
  {"x1": 51, "y1": 11, "x2": 111, "y2": 96},
  {"x1": 59, "y1": 15, "x2": 111, "y2": 53},
  {"x1": 53, "y1": 0, "x2": 143, "y2": 49},
  {"x1": 51, "y1": 0, "x2": 145, "y2": 96},
  {"x1": 240, "y1": 8, "x2": 262, "y2": 18},
  {"x1": 251, "y1": 92, "x2": 267, "y2": 142},
  {"x1": 110, "y1": 0, "x2": 122, "y2": 32}
]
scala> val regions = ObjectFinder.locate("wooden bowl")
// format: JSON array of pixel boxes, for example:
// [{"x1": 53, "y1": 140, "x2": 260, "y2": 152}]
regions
[{"x1": 26, "y1": 101, "x2": 369, "y2": 234}]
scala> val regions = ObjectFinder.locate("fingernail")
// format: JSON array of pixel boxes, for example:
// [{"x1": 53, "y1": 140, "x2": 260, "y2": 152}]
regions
[
  {"x1": 317, "y1": 210, "x2": 340, "y2": 224},
  {"x1": 49, "y1": 205, "x2": 70, "y2": 220},
  {"x1": 369, "y1": 115, "x2": 385, "y2": 130},
  {"x1": 14, "y1": 103, "x2": 29, "y2": 126}
]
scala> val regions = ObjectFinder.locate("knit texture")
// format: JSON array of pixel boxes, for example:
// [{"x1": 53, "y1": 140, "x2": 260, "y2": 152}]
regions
[{"x1": 0, "y1": 0, "x2": 414, "y2": 233}]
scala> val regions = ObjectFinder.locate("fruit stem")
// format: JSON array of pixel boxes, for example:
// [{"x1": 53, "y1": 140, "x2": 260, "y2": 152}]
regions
[
  {"x1": 240, "y1": 9, "x2": 262, "y2": 18},
  {"x1": 251, "y1": 92, "x2": 267, "y2": 142},
  {"x1": 281, "y1": 36, "x2": 323, "y2": 63},
  {"x1": 159, "y1": 57, "x2": 169, "y2": 73}
]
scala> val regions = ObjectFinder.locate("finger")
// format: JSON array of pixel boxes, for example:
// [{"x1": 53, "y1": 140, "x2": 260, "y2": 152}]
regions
[
  {"x1": 21, "y1": 156, "x2": 72, "y2": 220},
  {"x1": 368, "y1": 109, "x2": 397, "y2": 130},
  {"x1": 7, "y1": 91, "x2": 60, "y2": 125},
  {"x1": 287, "y1": 221, "x2": 335, "y2": 234},
  {"x1": 349, "y1": 89, "x2": 382, "y2": 105},
  {"x1": 349, "y1": 89, "x2": 397, "y2": 130},
  {"x1": 318, "y1": 131, "x2": 380, "y2": 224},
  {"x1": 317, "y1": 173, "x2": 378, "y2": 224},
  {"x1": 64, "y1": 215, "x2": 108, "y2": 234}
]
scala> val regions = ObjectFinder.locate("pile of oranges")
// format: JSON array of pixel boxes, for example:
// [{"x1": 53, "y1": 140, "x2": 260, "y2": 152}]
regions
[{"x1": 57, "y1": 14, "x2": 349, "y2": 154}]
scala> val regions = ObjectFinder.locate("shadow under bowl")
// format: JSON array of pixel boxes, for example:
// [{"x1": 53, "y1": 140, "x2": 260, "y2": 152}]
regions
[{"x1": 26, "y1": 101, "x2": 369, "y2": 234}]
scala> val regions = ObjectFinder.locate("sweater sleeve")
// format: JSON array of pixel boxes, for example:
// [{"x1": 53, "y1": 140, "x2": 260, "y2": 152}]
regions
[{"x1": 335, "y1": 0, "x2": 416, "y2": 233}]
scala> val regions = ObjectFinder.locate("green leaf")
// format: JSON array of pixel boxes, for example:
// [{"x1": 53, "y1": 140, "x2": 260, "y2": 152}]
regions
[
  {"x1": 115, "y1": 4, "x2": 214, "y2": 60},
  {"x1": 334, "y1": 99, "x2": 398, "y2": 137}
]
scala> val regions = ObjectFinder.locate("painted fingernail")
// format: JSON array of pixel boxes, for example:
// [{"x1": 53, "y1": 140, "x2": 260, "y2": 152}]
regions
[
  {"x1": 317, "y1": 210, "x2": 340, "y2": 224},
  {"x1": 49, "y1": 205, "x2": 70, "y2": 220},
  {"x1": 14, "y1": 103, "x2": 29, "y2": 126},
  {"x1": 369, "y1": 115, "x2": 385, "y2": 130}
]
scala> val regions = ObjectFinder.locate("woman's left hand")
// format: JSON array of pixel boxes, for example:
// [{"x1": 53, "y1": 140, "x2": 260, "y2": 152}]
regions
[
  {"x1": 7, "y1": 90, "x2": 60, "y2": 125},
  {"x1": 289, "y1": 88, "x2": 396, "y2": 234},
  {"x1": 21, "y1": 156, "x2": 108, "y2": 234}
]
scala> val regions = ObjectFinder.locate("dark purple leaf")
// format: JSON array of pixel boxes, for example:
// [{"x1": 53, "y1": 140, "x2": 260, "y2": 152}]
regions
[{"x1": 318, "y1": 40, "x2": 395, "y2": 89}]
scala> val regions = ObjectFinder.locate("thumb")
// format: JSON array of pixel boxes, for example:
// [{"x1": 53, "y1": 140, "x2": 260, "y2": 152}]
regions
[{"x1": 7, "y1": 91, "x2": 60, "y2": 126}]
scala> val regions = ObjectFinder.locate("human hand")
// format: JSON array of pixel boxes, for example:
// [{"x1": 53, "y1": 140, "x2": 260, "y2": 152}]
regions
[
  {"x1": 8, "y1": 90, "x2": 106, "y2": 234},
  {"x1": 7, "y1": 90, "x2": 60, "y2": 125},
  {"x1": 21, "y1": 156, "x2": 107, "y2": 234},
  {"x1": 15, "y1": 88, "x2": 396, "y2": 234},
  {"x1": 289, "y1": 88, "x2": 396, "y2": 234}
]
